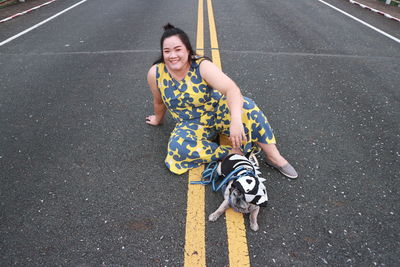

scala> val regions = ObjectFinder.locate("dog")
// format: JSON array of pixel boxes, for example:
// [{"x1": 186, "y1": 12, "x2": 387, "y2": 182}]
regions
[{"x1": 208, "y1": 153, "x2": 268, "y2": 231}]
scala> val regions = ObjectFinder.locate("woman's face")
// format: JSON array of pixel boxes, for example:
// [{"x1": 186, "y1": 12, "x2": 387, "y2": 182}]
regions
[{"x1": 162, "y1": 35, "x2": 190, "y2": 72}]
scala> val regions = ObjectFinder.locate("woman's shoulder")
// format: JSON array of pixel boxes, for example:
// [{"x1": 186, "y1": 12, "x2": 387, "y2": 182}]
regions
[
  {"x1": 148, "y1": 64, "x2": 157, "y2": 78},
  {"x1": 197, "y1": 58, "x2": 219, "y2": 76},
  {"x1": 148, "y1": 62, "x2": 168, "y2": 78},
  {"x1": 191, "y1": 57, "x2": 212, "y2": 73},
  {"x1": 193, "y1": 56, "x2": 211, "y2": 65}
]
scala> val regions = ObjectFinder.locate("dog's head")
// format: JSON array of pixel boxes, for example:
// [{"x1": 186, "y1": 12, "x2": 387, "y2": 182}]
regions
[
  {"x1": 229, "y1": 185, "x2": 249, "y2": 212},
  {"x1": 218, "y1": 153, "x2": 268, "y2": 212},
  {"x1": 227, "y1": 174, "x2": 268, "y2": 213}
]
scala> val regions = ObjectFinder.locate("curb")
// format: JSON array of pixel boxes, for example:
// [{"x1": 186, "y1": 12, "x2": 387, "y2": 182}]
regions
[
  {"x1": 349, "y1": 0, "x2": 400, "y2": 22},
  {"x1": 0, "y1": 0, "x2": 56, "y2": 23},
  {"x1": 0, "y1": 0, "x2": 18, "y2": 9}
]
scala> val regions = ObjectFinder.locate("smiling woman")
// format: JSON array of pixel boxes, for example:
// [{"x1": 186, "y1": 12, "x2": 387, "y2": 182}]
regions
[
  {"x1": 161, "y1": 36, "x2": 191, "y2": 78},
  {"x1": 145, "y1": 23, "x2": 298, "y2": 178}
]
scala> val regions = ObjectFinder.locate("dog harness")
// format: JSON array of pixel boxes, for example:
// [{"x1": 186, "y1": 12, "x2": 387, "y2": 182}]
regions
[{"x1": 191, "y1": 154, "x2": 268, "y2": 206}]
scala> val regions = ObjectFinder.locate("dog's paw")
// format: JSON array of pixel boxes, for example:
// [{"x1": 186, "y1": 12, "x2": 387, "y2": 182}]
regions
[
  {"x1": 250, "y1": 222, "x2": 259, "y2": 231},
  {"x1": 208, "y1": 212, "x2": 220, "y2": 222}
]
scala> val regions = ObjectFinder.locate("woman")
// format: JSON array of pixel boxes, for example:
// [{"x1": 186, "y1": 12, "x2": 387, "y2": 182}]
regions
[{"x1": 146, "y1": 23, "x2": 298, "y2": 179}]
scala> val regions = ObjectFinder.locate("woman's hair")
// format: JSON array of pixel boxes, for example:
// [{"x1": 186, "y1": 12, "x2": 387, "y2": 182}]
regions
[{"x1": 152, "y1": 23, "x2": 196, "y2": 65}]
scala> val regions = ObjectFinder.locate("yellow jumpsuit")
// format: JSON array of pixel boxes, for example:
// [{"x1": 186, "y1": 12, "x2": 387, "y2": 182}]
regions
[{"x1": 157, "y1": 58, "x2": 276, "y2": 174}]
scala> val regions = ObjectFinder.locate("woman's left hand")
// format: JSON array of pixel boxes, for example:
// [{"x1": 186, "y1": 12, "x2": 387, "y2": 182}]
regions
[{"x1": 229, "y1": 119, "x2": 247, "y2": 149}]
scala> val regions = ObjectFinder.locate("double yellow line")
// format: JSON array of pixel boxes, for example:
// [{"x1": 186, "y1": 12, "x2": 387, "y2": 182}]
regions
[{"x1": 184, "y1": 0, "x2": 250, "y2": 266}]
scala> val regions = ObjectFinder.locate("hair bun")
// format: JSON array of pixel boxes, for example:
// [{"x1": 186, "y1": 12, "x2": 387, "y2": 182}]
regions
[{"x1": 163, "y1": 23, "x2": 175, "y2": 31}]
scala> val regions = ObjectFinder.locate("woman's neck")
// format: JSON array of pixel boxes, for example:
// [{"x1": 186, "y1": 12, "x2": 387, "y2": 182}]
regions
[{"x1": 167, "y1": 62, "x2": 190, "y2": 81}]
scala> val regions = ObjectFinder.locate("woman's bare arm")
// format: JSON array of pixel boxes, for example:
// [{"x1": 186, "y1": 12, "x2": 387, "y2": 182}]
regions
[
  {"x1": 199, "y1": 60, "x2": 246, "y2": 148},
  {"x1": 146, "y1": 65, "x2": 166, "y2": 126}
]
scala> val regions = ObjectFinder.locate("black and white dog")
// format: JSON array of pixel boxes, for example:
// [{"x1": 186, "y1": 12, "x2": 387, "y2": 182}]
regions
[{"x1": 208, "y1": 153, "x2": 268, "y2": 231}]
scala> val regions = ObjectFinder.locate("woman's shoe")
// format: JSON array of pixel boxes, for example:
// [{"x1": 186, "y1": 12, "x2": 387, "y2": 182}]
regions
[{"x1": 265, "y1": 160, "x2": 298, "y2": 179}]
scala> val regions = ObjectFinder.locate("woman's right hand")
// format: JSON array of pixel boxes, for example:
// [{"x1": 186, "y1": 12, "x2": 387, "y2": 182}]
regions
[{"x1": 146, "y1": 115, "x2": 163, "y2": 126}]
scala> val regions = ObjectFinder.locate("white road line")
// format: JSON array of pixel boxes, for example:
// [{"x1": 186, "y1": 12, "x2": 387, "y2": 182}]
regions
[
  {"x1": 0, "y1": 0, "x2": 87, "y2": 47},
  {"x1": 318, "y1": 0, "x2": 400, "y2": 44}
]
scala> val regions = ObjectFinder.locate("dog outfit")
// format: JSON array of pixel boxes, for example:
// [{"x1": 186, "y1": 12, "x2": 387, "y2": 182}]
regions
[
  {"x1": 218, "y1": 154, "x2": 268, "y2": 206},
  {"x1": 157, "y1": 57, "x2": 276, "y2": 174}
]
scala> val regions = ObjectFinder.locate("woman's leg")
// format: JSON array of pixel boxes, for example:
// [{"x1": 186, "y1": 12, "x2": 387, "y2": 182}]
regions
[
  {"x1": 216, "y1": 96, "x2": 297, "y2": 177},
  {"x1": 256, "y1": 142, "x2": 288, "y2": 167},
  {"x1": 257, "y1": 141, "x2": 298, "y2": 178}
]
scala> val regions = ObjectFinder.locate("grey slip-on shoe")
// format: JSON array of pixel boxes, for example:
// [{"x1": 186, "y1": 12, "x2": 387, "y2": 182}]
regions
[{"x1": 266, "y1": 160, "x2": 298, "y2": 179}]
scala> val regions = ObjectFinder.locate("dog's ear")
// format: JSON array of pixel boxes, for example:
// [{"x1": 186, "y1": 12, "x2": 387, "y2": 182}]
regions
[
  {"x1": 230, "y1": 182, "x2": 237, "y2": 193},
  {"x1": 231, "y1": 180, "x2": 245, "y2": 194},
  {"x1": 231, "y1": 180, "x2": 238, "y2": 189},
  {"x1": 229, "y1": 186, "x2": 234, "y2": 194},
  {"x1": 258, "y1": 177, "x2": 266, "y2": 183}
]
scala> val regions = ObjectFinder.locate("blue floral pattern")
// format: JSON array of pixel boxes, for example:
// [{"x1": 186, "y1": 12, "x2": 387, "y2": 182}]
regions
[{"x1": 157, "y1": 58, "x2": 276, "y2": 174}]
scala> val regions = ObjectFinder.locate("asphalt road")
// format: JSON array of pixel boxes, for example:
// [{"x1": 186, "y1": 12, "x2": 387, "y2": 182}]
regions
[{"x1": 1, "y1": 0, "x2": 399, "y2": 266}]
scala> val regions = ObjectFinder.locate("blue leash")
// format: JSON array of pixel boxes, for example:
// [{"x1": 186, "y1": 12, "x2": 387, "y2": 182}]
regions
[{"x1": 190, "y1": 161, "x2": 256, "y2": 192}]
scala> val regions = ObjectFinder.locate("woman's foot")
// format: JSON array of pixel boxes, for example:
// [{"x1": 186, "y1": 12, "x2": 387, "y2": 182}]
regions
[
  {"x1": 257, "y1": 142, "x2": 298, "y2": 179},
  {"x1": 265, "y1": 160, "x2": 298, "y2": 179}
]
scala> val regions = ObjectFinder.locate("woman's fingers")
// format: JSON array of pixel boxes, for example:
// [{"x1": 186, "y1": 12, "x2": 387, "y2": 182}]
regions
[
  {"x1": 230, "y1": 137, "x2": 235, "y2": 148},
  {"x1": 229, "y1": 122, "x2": 247, "y2": 148},
  {"x1": 229, "y1": 136, "x2": 235, "y2": 148},
  {"x1": 145, "y1": 115, "x2": 156, "y2": 125},
  {"x1": 146, "y1": 115, "x2": 163, "y2": 126},
  {"x1": 242, "y1": 131, "x2": 247, "y2": 142},
  {"x1": 230, "y1": 132, "x2": 247, "y2": 148},
  {"x1": 230, "y1": 135, "x2": 242, "y2": 149}
]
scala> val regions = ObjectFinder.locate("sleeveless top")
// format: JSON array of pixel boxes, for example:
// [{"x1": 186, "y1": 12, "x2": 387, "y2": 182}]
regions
[
  {"x1": 156, "y1": 58, "x2": 222, "y2": 126},
  {"x1": 154, "y1": 58, "x2": 276, "y2": 174}
]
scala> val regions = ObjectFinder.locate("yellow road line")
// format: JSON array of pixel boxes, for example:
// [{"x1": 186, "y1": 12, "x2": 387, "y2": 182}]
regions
[
  {"x1": 206, "y1": 0, "x2": 221, "y2": 70},
  {"x1": 184, "y1": 165, "x2": 206, "y2": 267},
  {"x1": 224, "y1": 209, "x2": 251, "y2": 266},
  {"x1": 196, "y1": 0, "x2": 204, "y2": 56},
  {"x1": 207, "y1": 0, "x2": 251, "y2": 266},
  {"x1": 185, "y1": 0, "x2": 250, "y2": 266},
  {"x1": 219, "y1": 138, "x2": 251, "y2": 267},
  {"x1": 183, "y1": 1, "x2": 206, "y2": 266}
]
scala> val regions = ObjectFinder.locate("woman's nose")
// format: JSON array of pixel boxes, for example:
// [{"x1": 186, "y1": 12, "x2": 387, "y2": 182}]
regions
[{"x1": 169, "y1": 51, "x2": 176, "y2": 58}]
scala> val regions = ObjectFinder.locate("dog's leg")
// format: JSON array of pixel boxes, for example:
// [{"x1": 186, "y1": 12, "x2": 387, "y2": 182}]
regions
[
  {"x1": 249, "y1": 206, "x2": 260, "y2": 231},
  {"x1": 209, "y1": 200, "x2": 230, "y2": 222}
]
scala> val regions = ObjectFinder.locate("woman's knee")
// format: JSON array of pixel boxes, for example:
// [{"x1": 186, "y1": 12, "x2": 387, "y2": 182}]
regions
[{"x1": 243, "y1": 97, "x2": 257, "y2": 110}]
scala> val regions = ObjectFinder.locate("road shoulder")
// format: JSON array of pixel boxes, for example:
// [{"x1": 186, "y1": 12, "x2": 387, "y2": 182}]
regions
[{"x1": 347, "y1": 0, "x2": 400, "y2": 20}]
